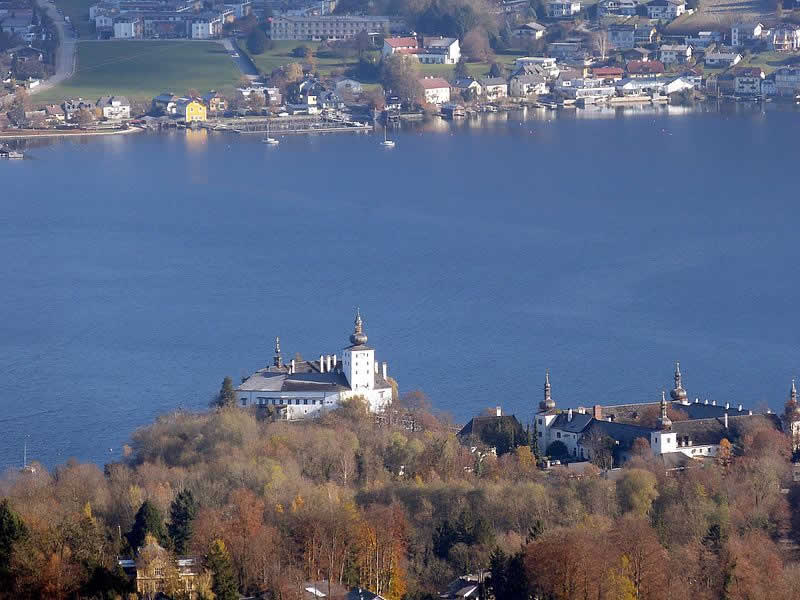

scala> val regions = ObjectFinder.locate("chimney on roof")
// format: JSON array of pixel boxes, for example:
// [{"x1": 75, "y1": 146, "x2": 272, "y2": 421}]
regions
[
  {"x1": 333, "y1": 354, "x2": 337, "y2": 371},
  {"x1": 724, "y1": 412, "x2": 728, "y2": 428},
  {"x1": 290, "y1": 359, "x2": 295, "y2": 374},
  {"x1": 320, "y1": 354, "x2": 325, "y2": 373},
  {"x1": 327, "y1": 355, "x2": 332, "y2": 372},
  {"x1": 382, "y1": 362, "x2": 388, "y2": 379},
  {"x1": 593, "y1": 405, "x2": 603, "y2": 420},
  {"x1": 568, "y1": 408, "x2": 573, "y2": 422},
  {"x1": 496, "y1": 406, "x2": 502, "y2": 417}
]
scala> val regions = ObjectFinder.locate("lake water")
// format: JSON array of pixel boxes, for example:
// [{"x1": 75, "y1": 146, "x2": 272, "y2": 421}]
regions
[{"x1": 2, "y1": 103, "x2": 800, "y2": 468}]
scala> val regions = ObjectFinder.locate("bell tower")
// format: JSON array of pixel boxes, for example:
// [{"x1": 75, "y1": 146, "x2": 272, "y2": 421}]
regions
[{"x1": 342, "y1": 309, "x2": 375, "y2": 392}]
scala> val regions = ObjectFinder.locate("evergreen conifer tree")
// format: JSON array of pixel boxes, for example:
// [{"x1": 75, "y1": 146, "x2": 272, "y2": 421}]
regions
[
  {"x1": 0, "y1": 499, "x2": 27, "y2": 591},
  {"x1": 127, "y1": 500, "x2": 168, "y2": 551},
  {"x1": 206, "y1": 539, "x2": 238, "y2": 600},
  {"x1": 168, "y1": 489, "x2": 198, "y2": 555}
]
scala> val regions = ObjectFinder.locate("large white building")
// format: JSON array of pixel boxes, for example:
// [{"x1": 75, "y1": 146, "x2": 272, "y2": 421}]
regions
[
  {"x1": 236, "y1": 311, "x2": 394, "y2": 420},
  {"x1": 269, "y1": 15, "x2": 397, "y2": 41}
]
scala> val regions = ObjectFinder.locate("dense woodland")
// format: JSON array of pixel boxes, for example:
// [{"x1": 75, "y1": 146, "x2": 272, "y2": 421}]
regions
[{"x1": 2, "y1": 389, "x2": 800, "y2": 600}]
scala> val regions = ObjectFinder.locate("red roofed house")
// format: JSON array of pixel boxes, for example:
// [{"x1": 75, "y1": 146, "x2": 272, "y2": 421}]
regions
[
  {"x1": 627, "y1": 60, "x2": 665, "y2": 77},
  {"x1": 591, "y1": 66, "x2": 625, "y2": 81},
  {"x1": 420, "y1": 76, "x2": 451, "y2": 104},
  {"x1": 382, "y1": 36, "x2": 419, "y2": 58}
]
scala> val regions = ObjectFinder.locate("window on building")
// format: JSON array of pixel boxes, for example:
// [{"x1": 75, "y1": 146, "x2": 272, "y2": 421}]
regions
[
  {"x1": 556, "y1": 432, "x2": 561, "y2": 438},
  {"x1": 241, "y1": 398, "x2": 247, "y2": 406}
]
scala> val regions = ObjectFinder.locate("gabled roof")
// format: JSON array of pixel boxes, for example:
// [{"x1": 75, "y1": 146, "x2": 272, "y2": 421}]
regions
[
  {"x1": 628, "y1": 60, "x2": 665, "y2": 74},
  {"x1": 420, "y1": 76, "x2": 450, "y2": 89},
  {"x1": 478, "y1": 76, "x2": 507, "y2": 86},
  {"x1": 550, "y1": 411, "x2": 593, "y2": 433},
  {"x1": 384, "y1": 36, "x2": 417, "y2": 48},
  {"x1": 516, "y1": 21, "x2": 546, "y2": 31}
]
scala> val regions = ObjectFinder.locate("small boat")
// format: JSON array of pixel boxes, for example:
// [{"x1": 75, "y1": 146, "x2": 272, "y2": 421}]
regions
[
  {"x1": 262, "y1": 120, "x2": 279, "y2": 145},
  {"x1": 380, "y1": 127, "x2": 395, "y2": 148},
  {"x1": 0, "y1": 148, "x2": 23, "y2": 159}
]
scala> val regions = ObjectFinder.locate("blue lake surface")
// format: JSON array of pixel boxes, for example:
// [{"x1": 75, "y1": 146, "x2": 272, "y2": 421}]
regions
[{"x1": 2, "y1": 104, "x2": 799, "y2": 468}]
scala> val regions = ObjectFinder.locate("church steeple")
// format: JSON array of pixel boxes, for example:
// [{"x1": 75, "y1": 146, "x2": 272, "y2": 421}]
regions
[
  {"x1": 349, "y1": 308, "x2": 368, "y2": 346},
  {"x1": 792, "y1": 378, "x2": 797, "y2": 404},
  {"x1": 657, "y1": 390, "x2": 672, "y2": 430},
  {"x1": 273, "y1": 336, "x2": 283, "y2": 368},
  {"x1": 670, "y1": 361, "x2": 688, "y2": 403},
  {"x1": 540, "y1": 370, "x2": 556, "y2": 411}
]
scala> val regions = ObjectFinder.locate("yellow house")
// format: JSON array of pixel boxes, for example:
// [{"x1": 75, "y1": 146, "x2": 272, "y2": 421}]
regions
[{"x1": 177, "y1": 98, "x2": 207, "y2": 122}]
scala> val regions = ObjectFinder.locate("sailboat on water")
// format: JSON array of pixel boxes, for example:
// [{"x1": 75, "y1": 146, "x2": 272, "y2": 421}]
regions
[
  {"x1": 381, "y1": 126, "x2": 395, "y2": 148},
  {"x1": 262, "y1": 119, "x2": 279, "y2": 145}
]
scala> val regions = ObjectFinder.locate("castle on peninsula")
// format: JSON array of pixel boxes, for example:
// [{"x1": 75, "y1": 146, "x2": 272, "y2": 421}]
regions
[{"x1": 236, "y1": 310, "x2": 394, "y2": 420}]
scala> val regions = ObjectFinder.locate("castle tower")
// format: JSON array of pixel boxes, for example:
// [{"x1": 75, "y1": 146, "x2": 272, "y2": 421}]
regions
[
  {"x1": 670, "y1": 361, "x2": 688, "y2": 403},
  {"x1": 539, "y1": 370, "x2": 556, "y2": 411},
  {"x1": 785, "y1": 379, "x2": 800, "y2": 451},
  {"x1": 342, "y1": 308, "x2": 375, "y2": 392},
  {"x1": 657, "y1": 390, "x2": 672, "y2": 430},
  {"x1": 273, "y1": 336, "x2": 283, "y2": 368}
]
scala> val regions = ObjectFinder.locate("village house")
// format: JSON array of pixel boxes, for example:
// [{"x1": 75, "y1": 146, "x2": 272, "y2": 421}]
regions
[
  {"x1": 590, "y1": 66, "x2": 625, "y2": 81},
  {"x1": 547, "y1": 40, "x2": 583, "y2": 59},
  {"x1": 761, "y1": 74, "x2": 777, "y2": 96},
  {"x1": 152, "y1": 92, "x2": 178, "y2": 115},
  {"x1": 509, "y1": 73, "x2": 549, "y2": 96},
  {"x1": 113, "y1": 16, "x2": 143, "y2": 39},
  {"x1": 634, "y1": 25, "x2": 658, "y2": 45},
  {"x1": 660, "y1": 44, "x2": 691, "y2": 64},
  {"x1": 459, "y1": 407, "x2": 528, "y2": 455},
  {"x1": 190, "y1": 12, "x2": 225, "y2": 39},
  {"x1": 645, "y1": 0, "x2": 685, "y2": 20},
  {"x1": 545, "y1": 0, "x2": 581, "y2": 18},
  {"x1": 608, "y1": 24, "x2": 635, "y2": 50},
  {"x1": 333, "y1": 78, "x2": 363, "y2": 95},
  {"x1": 381, "y1": 36, "x2": 460, "y2": 64},
  {"x1": 597, "y1": 0, "x2": 637, "y2": 16},
  {"x1": 62, "y1": 97, "x2": 95, "y2": 121},
  {"x1": 662, "y1": 75, "x2": 697, "y2": 94},
  {"x1": 731, "y1": 22, "x2": 762, "y2": 47},
  {"x1": 686, "y1": 31, "x2": 721, "y2": 47},
  {"x1": 514, "y1": 56, "x2": 560, "y2": 78},
  {"x1": 705, "y1": 51, "x2": 741, "y2": 67},
  {"x1": 420, "y1": 76, "x2": 451, "y2": 104},
  {"x1": 478, "y1": 76, "x2": 508, "y2": 100},
  {"x1": 96, "y1": 95, "x2": 131, "y2": 120},
  {"x1": 118, "y1": 538, "x2": 202, "y2": 598},
  {"x1": 771, "y1": 25, "x2": 800, "y2": 52},
  {"x1": 270, "y1": 15, "x2": 398, "y2": 41},
  {"x1": 732, "y1": 67, "x2": 764, "y2": 95},
  {"x1": 201, "y1": 90, "x2": 227, "y2": 114},
  {"x1": 451, "y1": 77, "x2": 482, "y2": 98},
  {"x1": 773, "y1": 67, "x2": 800, "y2": 96},
  {"x1": 627, "y1": 59, "x2": 665, "y2": 77},
  {"x1": 616, "y1": 77, "x2": 666, "y2": 95},
  {"x1": 176, "y1": 97, "x2": 206, "y2": 121},
  {"x1": 512, "y1": 21, "x2": 547, "y2": 40},
  {"x1": 559, "y1": 77, "x2": 616, "y2": 100},
  {"x1": 236, "y1": 311, "x2": 394, "y2": 419}
]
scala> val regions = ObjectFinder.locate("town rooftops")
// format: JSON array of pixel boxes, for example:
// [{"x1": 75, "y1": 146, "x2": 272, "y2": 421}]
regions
[
  {"x1": 479, "y1": 76, "x2": 507, "y2": 87},
  {"x1": 732, "y1": 66, "x2": 764, "y2": 77},
  {"x1": 97, "y1": 95, "x2": 130, "y2": 107},
  {"x1": 628, "y1": 60, "x2": 665, "y2": 74},
  {"x1": 591, "y1": 66, "x2": 625, "y2": 77},
  {"x1": 423, "y1": 36, "x2": 457, "y2": 48},
  {"x1": 518, "y1": 21, "x2": 546, "y2": 31},
  {"x1": 420, "y1": 76, "x2": 450, "y2": 89},
  {"x1": 661, "y1": 44, "x2": 689, "y2": 51}
]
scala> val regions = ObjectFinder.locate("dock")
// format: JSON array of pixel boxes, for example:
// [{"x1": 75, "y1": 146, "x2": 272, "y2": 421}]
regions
[{"x1": 210, "y1": 115, "x2": 372, "y2": 135}]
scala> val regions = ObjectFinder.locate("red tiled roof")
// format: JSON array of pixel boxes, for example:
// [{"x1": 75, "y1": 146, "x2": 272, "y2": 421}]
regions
[
  {"x1": 628, "y1": 60, "x2": 665, "y2": 74},
  {"x1": 591, "y1": 67, "x2": 624, "y2": 76},
  {"x1": 420, "y1": 77, "x2": 451, "y2": 89},
  {"x1": 385, "y1": 37, "x2": 418, "y2": 48},
  {"x1": 732, "y1": 67, "x2": 763, "y2": 77}
]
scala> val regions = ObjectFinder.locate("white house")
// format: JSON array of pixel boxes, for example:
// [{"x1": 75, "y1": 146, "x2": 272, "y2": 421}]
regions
[
  {"x1": 382, "y1": 36, "x2": 460, "y2": 64},
  {"x1": 510, "y1": 74, "x2": 548, "y2": 97},
  {"x1": 733, "y1": 67, "x2": 763, "y2": 95},
  {"x1": 705, "y1": 51, "x2": 741, "y2": 67},
  {"x1": 514, "y1": 57, "x2": 560, "y2": 78},
  {"x1": 771, "y1": 25, "x2": 800, "y2": 52},
  {"x1": 608, "y1": 24, "x2": 635, "y2": 50},
  {"x1": 420, "y1": 77, "x2": 451, "y2": 104},
  {"x1": 662, "y1": 76, "x2": 697, "y2": 94},
  {"x1": 236, "y1": 311, "x2": 394, "y2": 420},
  {"x1": 512, "y1": 22, "x2": 546, "y2": 40},
  {"x1": 546, "y1": 0, "x2": 581, "y2": 18},
  {"x1": 478, "y1": 77, "x2": 508, "y2": 100},
  {"x1": 113, "y1": 17, "x2": 142, "y2": 39},
  {"x1": 96, "y1": 95, "x2": 131, "y2": 120},
  {"x1": 731, "y1": 22, "x2": 762, "y2": 47},
  {"x1": 646, "y1": 0, "x2": 685, "y2": 20},
  {"x1": 660, "y1": 44, "x2": 692, "y2": 64},
  {"x1": 191, "y1": 14, "x2": 223, "y2": 39},
  {"x1": 598, "y1": 0, "x2": 637, "y2": 16},
  {"x1": 774, "y1": 67, "x2": 800, "y2": 96}
]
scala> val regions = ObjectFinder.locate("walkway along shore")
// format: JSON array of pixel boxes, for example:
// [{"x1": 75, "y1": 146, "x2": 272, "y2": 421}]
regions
[{"x1": 0, "y1": 126, "x2": 143, "y2": 139}]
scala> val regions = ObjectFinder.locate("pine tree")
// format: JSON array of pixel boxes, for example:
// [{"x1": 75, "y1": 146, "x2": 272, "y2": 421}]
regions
[
  {"x1": 212, "y1": 376, "x2": 237, "y2": 408},
  {"x1": 531, "y1": 418, "x2": 540, "y2": 462},
  {"x1": 127, "y1": 500, "x2": 168, "y2": 551},
  {"x1": 168, "y1": 489, "x2": 198, "y2": 555},
  {"x1": 206, "y1": 539, "x2": 238, "y2": 600},
  {"x1": 0, "y1": 499, "x2": 27, "y2": 590},
  {"x1": 487, "y1": 548, "x2": 508, "y2": 600},
  {"x1": 453, "y1": 57, "x2": 469, "y2": 80}
]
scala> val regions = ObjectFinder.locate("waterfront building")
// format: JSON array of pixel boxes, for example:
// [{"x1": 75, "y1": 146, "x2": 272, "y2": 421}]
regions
[
  {"x1": 534, "y1": 364, "x2": 793, "y2": 467},
  {"x1": 96, "y1": 95, "x2": 131, "y2": 120},
  {"x1": 420, "y1": 76, "x2": 451, "y2": 104},
  {"x1": 382, "y1": 36, "x2": 460, "y2": 64},
  {"x1": 269, "y1": 15, "x2": 399, "y2": 41},
  {"x1": 236, "y1": 310, "x2": 394, "y2": 420},
  {"x1": 175, "y1": 98, "x2": 207, "y2": 122}
]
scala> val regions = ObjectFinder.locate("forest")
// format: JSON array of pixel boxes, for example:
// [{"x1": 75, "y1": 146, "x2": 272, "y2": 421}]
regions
[{"x1": 1, "y1": 391, "x2": 800, "y2": 600}]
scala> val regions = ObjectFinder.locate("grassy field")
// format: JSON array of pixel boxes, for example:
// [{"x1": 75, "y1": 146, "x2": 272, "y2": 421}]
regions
[
  {"x1": 737, "y1": 51, "x2": 800, "y2": 74},
  {"x1": 55, "y1": 0, "x2": 95, "y2": 39},
  {"x1": 36, "y1": 41, "x2": 242, "y2": 103},
  {"x1": 246, "y1": 41, "x2": 521, "y2": 82}
]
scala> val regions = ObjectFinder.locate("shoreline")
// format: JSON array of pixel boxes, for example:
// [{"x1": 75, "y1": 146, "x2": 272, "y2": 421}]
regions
[{"x1": 0, "y1": 127, "x2": 143, "y2": 140}]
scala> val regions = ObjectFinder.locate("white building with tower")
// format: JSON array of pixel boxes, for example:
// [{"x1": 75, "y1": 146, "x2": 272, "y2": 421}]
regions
[{"x1": 235, "y1": 310, "x2": 394, "y2": 420}]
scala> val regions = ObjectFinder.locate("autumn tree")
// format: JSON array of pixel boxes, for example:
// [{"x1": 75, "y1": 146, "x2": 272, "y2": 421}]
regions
[
  {"x1": 462, "y1": 27, "x2": 492, "y2": 62},
  {"x1": 617, "y1": 468, "x2": 658, "y2": 516},
  {"x1": 206, "y1": 539, "x2": 238, "y2": 600},
  {"x1": 247, "y1": 27, "x2": 267, "y2": 54},
  {"x1": 380, "y1": 54, "x2": 423, "y2": 104}
]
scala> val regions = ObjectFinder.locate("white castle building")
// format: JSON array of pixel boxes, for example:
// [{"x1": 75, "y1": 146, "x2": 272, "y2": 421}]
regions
[
  {"x1": 236, "y1": 310, "x2": 394, "y2": 420},
  {"x1": 535, "y1": 363, "x2": 795, "y2": 467}
]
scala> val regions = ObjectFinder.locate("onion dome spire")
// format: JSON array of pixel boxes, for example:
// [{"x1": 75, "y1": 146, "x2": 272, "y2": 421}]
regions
[
  {"x1": 792, "y1": 378, "x2": 797, "y2": 404},
  {"x1": 540, "y1": 370, "x2": 556, "y2": 411},
  {"x1": 670, "y1": 361, "x2": 688, "y2": 402},
  {"x1": 657, "y1": 390, "x2": 672, "y2": 430},
  {"x1": 786, "y1": 379, "x2": 800, "y2": 419},
  {"x1": 349, "y1": 308, "x2": 368, "y2": 346},
  {"x1": 273, "y1": 336, "x2": 283, "y2": 368}
]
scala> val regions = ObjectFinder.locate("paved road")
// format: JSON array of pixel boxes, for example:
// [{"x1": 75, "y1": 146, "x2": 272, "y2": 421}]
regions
[
  {"x1": 221, "y1": 37, "x2": 259, "y2": 81},
  {"x1": 30, "y1": 0, "x2": 76, "y2": 96}
]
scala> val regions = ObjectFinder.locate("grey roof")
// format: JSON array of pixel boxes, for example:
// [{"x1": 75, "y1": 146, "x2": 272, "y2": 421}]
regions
[
  {"x1": 512, "y1": 74, "x2": 546, "y2": 84},
  {"x1": 670, "y1": 413, "x2": 781, "y2": 445},
  {"x1": 478, "y1": 77, "x2": 507, "y2": 87},
  {"x1": 579, "y1": 419, "x2": 653, "y2": 449},
  {"x1": 453, "y1": 77, "x2": 479, "y2": 88},
  {"x1": 458, "y1": 414, "x2": 526, "y2": 443},
  {"x1": 237, "y1": 356, "x2": 391, "y2": 394},
  {"x1": 550, "y1": 411, "x2": 593, "y2": 433}
]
